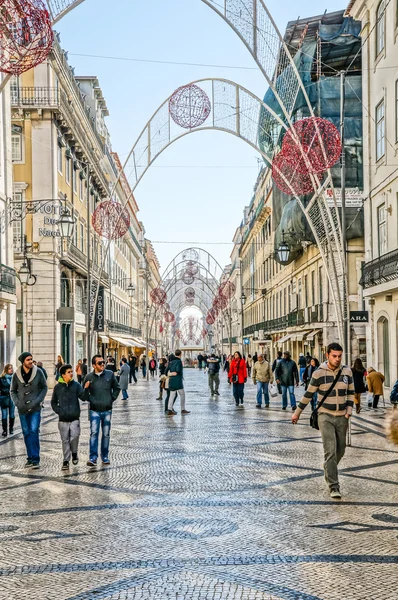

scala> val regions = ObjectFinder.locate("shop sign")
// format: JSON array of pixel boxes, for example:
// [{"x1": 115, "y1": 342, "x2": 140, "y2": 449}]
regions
[{"x1": 349, "y1": 311, "x2": 369, "y2": 323}]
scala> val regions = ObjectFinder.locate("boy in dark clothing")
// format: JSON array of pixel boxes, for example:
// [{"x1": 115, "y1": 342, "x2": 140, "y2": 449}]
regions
[{"x1": 51, "y1": 364, "x2": 84, "y2": 470}]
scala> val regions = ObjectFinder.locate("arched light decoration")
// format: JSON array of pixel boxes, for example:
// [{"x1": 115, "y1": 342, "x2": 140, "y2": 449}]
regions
[
  {"x1": 169, "y1": 84, "x2": 211, "y2": 129},
  {"x1": 0, "y1": 0, "x2": 53, "y2": 75},
  {"x1": 282, "y1": 117, "x2": 342, "y2": 174},
  {"x1": 272, "y1": 151, "x2": 314, "y2": 196},
  {"x1": 92, "y1": 201, "x2": 130, "y2": 240}
]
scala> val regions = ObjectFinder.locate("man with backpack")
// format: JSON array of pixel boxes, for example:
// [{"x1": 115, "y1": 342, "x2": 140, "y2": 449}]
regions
[{"x1": 207, "y1": 354, "x2": 221, "y2": 396}]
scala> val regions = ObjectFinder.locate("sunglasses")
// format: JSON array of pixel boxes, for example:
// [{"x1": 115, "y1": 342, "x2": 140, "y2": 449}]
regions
[{"x1": 96, "y1": 361, "x2": 105, "y2": 366}]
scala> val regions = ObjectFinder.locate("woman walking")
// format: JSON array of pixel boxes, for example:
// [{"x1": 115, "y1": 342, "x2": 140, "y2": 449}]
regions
[
  {"x1": 149, "y1": 357, "x2": 157, "y2": 379},
  {"x1": 75, "y1": 359, "x2": 83, "y2": 384},
  {"x1": 303, "y1": 357, "x2": 320, "y2": 410},
  {"x1": 366, "y1": 367, "x2": 385, "y2": 409},
  {"x1": 228, "y1": 351, "x2": 248, "y2": 408},
  {"x1": 119, "y1": 357, "x2": 130, "y2": 400},
  {"x1": 224, "y1": 354, "x2": 231, "y2": 375},
  {"x1": 1, "y1": 364, "x2": 15, "y2": 437},
  {"x1": 54, "y1": 355, "x2": 64, "y2": 380},
  {"x1": 352, "y1": 358, "x2": 367, "y2": 414},
  {"x1": 157, "y1": 357, "x2": 167, "y2": 401},
  {"x1": 246, "y1": 354, "x2": 253, "y2": 377}
]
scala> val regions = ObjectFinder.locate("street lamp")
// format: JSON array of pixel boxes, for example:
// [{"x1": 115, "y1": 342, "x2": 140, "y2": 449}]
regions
[
  {"x1": 241, "y1": 292, "x2": 247, "y2": 306},
  {"x1": 276, "y1": 231, "x2": 291, "y2": 264},
  {"x1": 127, "y1": 282, "x2": 136, "y2": 298},
  {"x1": 57, "y1": 207, "x2": 76, "y2": 238},
  {"x1": 18, "y1": 259, "x2": 36, "y2": 286}
]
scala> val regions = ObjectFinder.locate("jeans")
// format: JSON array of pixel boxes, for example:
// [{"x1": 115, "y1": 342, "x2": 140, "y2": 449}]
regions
[
  {"x1": 233, "y1": 383, "x2": 245, "y2": 405},
  {"x1": 122, "y1": 389, "x2": 128, "y2": 400},
  {"x1": 142, "y1": 366, "x2": 147, "y2": 378},
  {"x1": 208, "y1": 373, "x2": 220, "y2": 393},
  {"x1": 89, "y1": 410, "x2": 112, "y2": 462},
  {"x1": 19, "y1": 410, "x2": 41, "y2": 463},
  {"x1": 58, "y1": 420, "x2": 80, "y2": 461},
  {"x1": 318, "y1": 413, "x2": 348, "y2": 491},
  {"x1": 1, "y1": 398, "x2": 15, "y2": 420},
  {"x1": 256, "y1": 382, "x2": 270, "y2": 406},
  {"x1": 299, "y1": 367, "x2": 306, "y2": 383},
  {"x1": 281, "y1": 385, "x2": 296, "y2": 409}
]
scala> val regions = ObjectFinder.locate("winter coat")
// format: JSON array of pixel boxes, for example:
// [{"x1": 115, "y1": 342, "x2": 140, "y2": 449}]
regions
[
  {"x1": 390, "y1": 380, "x2": 398, "y2": 403},
  {"x1": 128, "y1": 357, "x2": 136, "y2": 372},
  {"x1": 228, "y1": 358, "x2": 247, "y2": 384},
  {"x1": 82, "y1": 369, "x2": 120, "y2": 412},
  {"x1": 81, "y1": 363, "x2": 88, "y2": 378},
  {"x1": 207, "y1": 358, "x2": 220, "y2": 374},
  {"x1": 118, "y1": 363, "x2": 130, "y2": 391},
  {"x1": 159, "y1": 362, "x2": 167, "y2": 376},
  {"x1": 275, "y1": 359, "x2": 299, "y2": 387},
  {"x1": 51, "y1": 379, "x2": 84, "y2": 422},
  {"x1": 11, "y1": 366, "x2": 48, "y2": 415},
  {"x1": 298, "y1": 356, "x2": 307, "y2": 368},
  {"x1": 303, "y1": 365, "x2": 318, "y2": 390},
  {"x1": 246, "y1": 357, "x2": 253, "y2": 368},
  {"x1": 252, "y1": 360, "x2": 273, "y2": 384},
  {"x1": 366, "y1": 370, "x2": 385, "y2": 396},
  {"x1": 168, "y1": 358, "x2": 183, "y2": 391},
  {"x1": 0, "y1": 374, "x2": 12, "y2": 408},
  {"x1": 352, "y1": 367, "x2": 367, "y2": 394},
  {"x1": 149, "y1": 359, "x2": 157, "y2": 371}
]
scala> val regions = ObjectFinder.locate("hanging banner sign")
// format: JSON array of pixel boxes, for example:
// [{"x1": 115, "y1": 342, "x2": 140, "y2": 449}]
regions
[{"x1": 89, "y1": 281, "x2": 104, "y2": 332}]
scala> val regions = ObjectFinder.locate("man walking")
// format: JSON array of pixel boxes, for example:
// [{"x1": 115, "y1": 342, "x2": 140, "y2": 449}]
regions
[
  {"x1": 252, "y1": 354, "x2": 273, "y2": 408},
  {"x1": 11, "y1": 352, "x2": 48, "y2": 469},
  {"x1": 298, "y1": 353, "x2": 307, "y2": 383},
  {"x1": 272, "y1": 351, "x2": 283, "y2": 394},
  {"x1": 292, "y1": 342, "x2": 354, "y2": 499},
  {"x1": 81, "y1": 358, "x2": 88, "y2": 380},
  {"x1": 128, "y1": 354, "x2": 137, "y2": 384},
  {"x1": 207, "y1": 353, "x2": 221, "y2": 396},
  {"x1": 83, "y1": 355, "x2": 120, "y2": 467},
  {"x1": 51, "y1": 364, "x2": 84, "y2": 470},
  {"x1": 275, "y1": 351, "x2": 299, "y2": 411},
  {"x1": 167, "y1": 349, "x2": 190, "y2": 415}
]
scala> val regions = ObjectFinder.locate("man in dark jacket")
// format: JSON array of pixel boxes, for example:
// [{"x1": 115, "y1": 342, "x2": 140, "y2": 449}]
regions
[
  {"x1": 11, "y1": 352, "x2": 48, "y2": 469},
  {"x1": 128, "y1": 354, "x2": 137, "y2": 384},
  {"x1": 167, "y1": 349, "x2": 190, "y2": 415},
  {"x1": 207, "y1": 354, "x2": 220, "y2": 396},
  {"x1": 37, "y1": 361, "x2": 48, "y2": 380},
  {"x1": 275, "y1": 351, "x2": 299, "y2": 411},
  {"x1": 81, "y1": 358, "x2": 88, "y2": 379},
  {"x1": 83, "y1": 354, "x2": 120, "y2": 467},
  {"x1": 51, "y1": 364, "x2": 84, "y2": 470}
]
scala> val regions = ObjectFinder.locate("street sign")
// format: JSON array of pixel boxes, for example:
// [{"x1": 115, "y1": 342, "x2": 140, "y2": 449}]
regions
[
  {"x1": 243, "y1": 338, "x2": 250, "y2": 345},
  {"x1": 350, "y1": 311, "x2": 369, "y2": 323}
]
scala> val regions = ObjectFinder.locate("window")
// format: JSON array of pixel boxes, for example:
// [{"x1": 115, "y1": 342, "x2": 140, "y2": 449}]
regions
[
  {"x1": 65, "y1": 157, "x2": 71, "y2": 185},
  {"x1": 376, "y1": 1, "x2": 385, "y2": 57},
  {"x1": 79, "y1": 176, "x2": 84, "y2": 200},
  {"x1": 12, "y1": 191, "x2": 23, "y2": 251},
  {"x1": 11, "y1": 125, "x2": 23, "y2": 162},
  {"x1": 319, "y1": 267, "x2": 323, "y2": 306},
  {"x1": 378, "y1": 203, "x2": 387, "y2": 255},
  {"x1": 73, "y1": 169, "x2": 77, "y2": 194},
  {"x1": 376, "y1": 100, "x2": 385, "y2": 161},
  {"x1": 75, "y1": 283, "x2": 84, "y2": 313},
  {"x1": 61, "y1": 276, "x2": 71, "y2": 308},
  {"x1": 396, "y1": 80, "x2": 398, "y2": 142},
  {"x1": 311, "y1": 271, "x2": 316, "y2": 305},
  {"x1": 297, "y1": 279, "x2": 302, "y2": 309},
  {"x1": 57, "y1": 144, "x2": 63, "y2": 174},
  {"x1": 80, "y1": 222, "x2": 84, "y2": 252}
]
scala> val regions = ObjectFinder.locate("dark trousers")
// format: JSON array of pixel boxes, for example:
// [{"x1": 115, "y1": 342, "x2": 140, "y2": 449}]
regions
[
  {"x1": 232, "y1": 383, "x2": 245, "y2": 405},
  {"x1": 373, "y1": 394, "x2": 380, "y2": 408},
  {"x1": 129, "y1": 369, "x2": 137, "y2": 384}
]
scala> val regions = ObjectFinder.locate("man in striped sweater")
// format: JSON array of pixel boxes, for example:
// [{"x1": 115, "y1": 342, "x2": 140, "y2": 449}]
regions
[{"x1": 292, "y1": 342, "x2": 354, "y2": 499}]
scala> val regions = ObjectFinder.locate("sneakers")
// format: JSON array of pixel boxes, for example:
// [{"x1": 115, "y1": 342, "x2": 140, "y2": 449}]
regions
[
  {"x1": 166, "y1": 410, "x2": 176, "y2": 416},
  {"x1": 264, "y1": 404, "x2": 270, "y2": 409},
  {"x1": 256, "y1": 404, "x2": 262, "y2": 409},
  {"x1": 87, "y1": 459, "x2": 97, "y2": 467},
  {"x1": 102, "y1": 459, "x2": 110, "y2": 465},
  {"x1": 31, "y1": 462, "x2": 40, "y2": 470},
  {"x1": 62, "y1": 460, "x2": 69, "y2": 470},
  {"x1": 24, "y1": 459, "x2": 32, "y2": 468},
  {"x1": 330, "y1": 489, "x2": 342, "y2": 499},
  {"x1": 214, "y1": 391, "x2": 220, "y2": 396},
  {"x1": 1, "y1": 431, "x2": 7, "y2": 437},
  {"x1": 72, "y1": 453, "x2": 79, "y2": 465},
  {"x1": 291, "y1": 406, "x2": 297, "y2": 412},
  {"x1": 181, "y1": 410, "x2": 191, "y2": 414},
  {"x1": 282, "y1": 407, "x2": 287, "y2": 411}
]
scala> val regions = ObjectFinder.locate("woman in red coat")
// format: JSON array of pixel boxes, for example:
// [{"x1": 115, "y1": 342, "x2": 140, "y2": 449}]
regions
[{"x1": 228, "y1": 351, "x2": 248, "y2": 408}]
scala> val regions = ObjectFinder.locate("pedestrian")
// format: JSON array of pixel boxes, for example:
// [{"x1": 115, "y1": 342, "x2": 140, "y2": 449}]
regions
[
  {"x1": 37, "y1": 361, "x2": 48, "y2": 379},
  {"x1": 272, "y1": 351, "x2": 283, "y2": 394},
  {"x1": 292, "y1": 342, "x2": 354, "y2": 499},
  {"x1": 306, "y1": 352, "x2": 312, "y2": 366},
  {"x1": 83, "y1": 354, "x2": 120, "y2": 467},
  {"x1": 197, "y1": 353, "x2": 203, "y2": 370},
  {"x1": 275, "y1": 351, "x2": 299, "y2": 411},
  {"x1": 164, "y1": 353, "x2": 175, "y2": 413},
  {"x1": 303, "y1": 357, "x2": 320, "y2": 410},
  {"x1": 119, "y1": 354, "x2": 126, "y2": 367},
  {"x1": 75, "y1": 359, "x2": 83, "y2": 384},
  {"x1": 252, "y1": 354, "x2": 273, "y2": 408},
  {"x1": 207, "y1": 353, "x2": 221, "y2": 396},
  {"x1": 140, "y1": 354, "x2": 147, "y2": 378},
  {"x1": 157, "y1": 357, "x2": 167, "y2": 401},
  {"x1": 149, "y1": 356, "x2": 157, "y2": 378},
  {"x1": 352, "y1": 357, "x2": 367, "y2": 413},
  {"x1": 51, "y1": 363, "x2": 84, "y2": 470},
  {"x1": 246, "y1": 354, "x2": 253, "y2": 377},
  {"x1": 128, "y1": 354, "x2": 137, "y2": 384},
  {"x1": 224, "y1": 354, "x2": 231, "y2": 374},
  {"x1": 203, "y1": 354, "x2": 208, "y2": 373},
  {"x1": 253, "y1": 352, "x2": 258, "y2": 365},
  {"x1": 106, "y1": 356, "x2": 117, "y2": 373},
  {"x1": 228, "y1": 351, "x2": 247, "y2": 408},
  {"x1": 11, "y1": 352, "x2": 48, "y2": 469},
  {"x1": 118, "y1": 357, "x2": 130, "y2": 400},
  {"x1": 0, "y1": 364, "x2": 15, "y2": 437},
  {"x1": 298, "y1": 353, "x2": 307, "y2": 384},
  {"x1": 54, "y1": 354, "x2": 64, "y2": 380},
  {"x1": 366, "y1": 367, "x2": 385, "y2": 410},
  {"x1": 166, "y1": 349, "x2": 190, "y2": 415},
  {"x1": 81, "y1": 358, "x2": 88, "y2": 379}
]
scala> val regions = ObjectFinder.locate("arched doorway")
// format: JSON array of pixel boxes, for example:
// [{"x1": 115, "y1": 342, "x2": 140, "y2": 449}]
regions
[{"x1": 377, "y1": 316, "x2": 390, "y2": 386}]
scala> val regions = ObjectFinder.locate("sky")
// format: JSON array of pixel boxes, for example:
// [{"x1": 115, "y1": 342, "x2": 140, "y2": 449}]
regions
[{"x1": 56, "y1": 0, "x2": 346, "y2": 275}]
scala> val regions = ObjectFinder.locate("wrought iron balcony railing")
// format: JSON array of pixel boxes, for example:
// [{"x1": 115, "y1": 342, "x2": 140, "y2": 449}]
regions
[
  {"x1": 361, "y1": 250, "x2": 398, "y2": 289},
  {"x1": 108, "y1": 323, "x2": 142, "y2": 337},
  {"x1": 0, "y1": 265, "x2": 16, "y2": 295},
  {"x1": 11, "y1": 86, "x2": 60, "y2": 108}
]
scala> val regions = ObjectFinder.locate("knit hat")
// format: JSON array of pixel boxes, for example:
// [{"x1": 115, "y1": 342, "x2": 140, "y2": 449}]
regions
[{"x1": 18, "y1": 351, "x2": 33, "y2": 363}]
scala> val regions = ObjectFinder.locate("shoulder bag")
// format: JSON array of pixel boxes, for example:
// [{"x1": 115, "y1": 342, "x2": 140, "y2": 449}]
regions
[{"x1": 310, "y1": 369, "x2": 342, "y2": 430}]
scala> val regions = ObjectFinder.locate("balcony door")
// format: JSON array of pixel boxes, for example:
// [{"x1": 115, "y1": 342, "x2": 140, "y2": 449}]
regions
[{"x1": 377, "y1": 316, "x2": 390, "y2": 386}]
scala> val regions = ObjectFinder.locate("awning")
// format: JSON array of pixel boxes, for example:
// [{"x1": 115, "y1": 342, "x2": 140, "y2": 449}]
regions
[
  {"x1": 131, "y1": 337, "x2": 146, "y2": 349},
  {"x1": 275, "y1": 334, "x2": 291, "y2": 345},
  {"x1": 99, "y1": 334, "x2": 110, "y2": 344},
  {"x1": 291, "y1": 331, "x2": 311, "y2": 342},
  {"x1": 305, "y1": 329, "x2": 322, "y2": 341},
  {"x1": 109, "y1": 336, "x2": 133, "y2": 346}
]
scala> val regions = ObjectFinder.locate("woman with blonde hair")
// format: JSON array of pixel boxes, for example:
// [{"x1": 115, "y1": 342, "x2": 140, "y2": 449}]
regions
[
  {"x1": 54, "y1": 355, "x2": 64, "y2": 380},
  {"x1": 0, "y1": 364, "x2": 15, "y2": 437}
]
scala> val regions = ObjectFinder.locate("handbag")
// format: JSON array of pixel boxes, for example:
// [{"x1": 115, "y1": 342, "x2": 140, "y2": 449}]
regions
[{"x1": 310, "y1": 369, "x2": 342, "y2": 430}]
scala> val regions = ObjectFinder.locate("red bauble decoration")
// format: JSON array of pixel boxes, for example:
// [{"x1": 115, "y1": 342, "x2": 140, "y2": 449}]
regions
[
  {"x1": 169, "y1": 84, "x2": 211, "y2": 129},
  {"x1": 150, "y1": 287, "x2": 167, "y2": 306},
  {"x1": 213, "y1": 295, "x2": 227, "y2": 311},
  {"x1": 0, "y1": 0, "x2": 53, "y2": 76},
  {"x1": 206, "y1": 313, "x2": 215, "y2": 325},
  {"x1": 185, "y1": 287, "x2": 195, "y2": 299},
  {"x1": 185, "y1": 261, "x2": 198, "y2": 276},
  {"x1": 164, "y1": 311, "x2": 175, "y2": 323},
  {"x1": 92, "y1": 201, "x2": 130, "y2": 240},
  {"x1": 202, "y1": 329, "x2": 208, "y2": 337},
  {"x1": 182, "y1": 272, "x2": 195, "y2": 285},
  {"x1": 272, "y1": 151, "x2": 313, "y2": 196},
  {"x1": 159, "y1": 323, "x2": 164, "y2": 334},
  {"x1": 219, "y1": 281, "x2": 236, "y2": 300},
  {"x1": 282, "y1": 117, "x2": 342, "y2": 174}
]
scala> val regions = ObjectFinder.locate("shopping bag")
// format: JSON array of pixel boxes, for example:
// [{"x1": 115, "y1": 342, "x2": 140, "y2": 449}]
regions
[{"x1": 269, "y1": 383, "x2": 278, "y2": 398}]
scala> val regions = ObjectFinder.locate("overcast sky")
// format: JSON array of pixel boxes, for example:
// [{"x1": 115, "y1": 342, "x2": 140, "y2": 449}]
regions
[{"x1": 57, "y1": 0, "x2": 345, "y2": 274}]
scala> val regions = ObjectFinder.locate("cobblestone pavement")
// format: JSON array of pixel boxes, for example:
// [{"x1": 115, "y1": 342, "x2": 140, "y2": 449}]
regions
[{"x1": 0, "y1": 369, "x2": 397, "y2": 600}]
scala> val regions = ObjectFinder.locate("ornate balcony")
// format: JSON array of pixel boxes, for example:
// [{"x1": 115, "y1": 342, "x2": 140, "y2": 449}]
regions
[
  {"x1": 11, "y1": 87, "x2": 60, "y2": 108},
  {"x1": 0, "y1": 265, "x2": 16, "y2": 295},
  {"x1": 361, "y1": 250, "x2": 398, "y2": 289}
]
